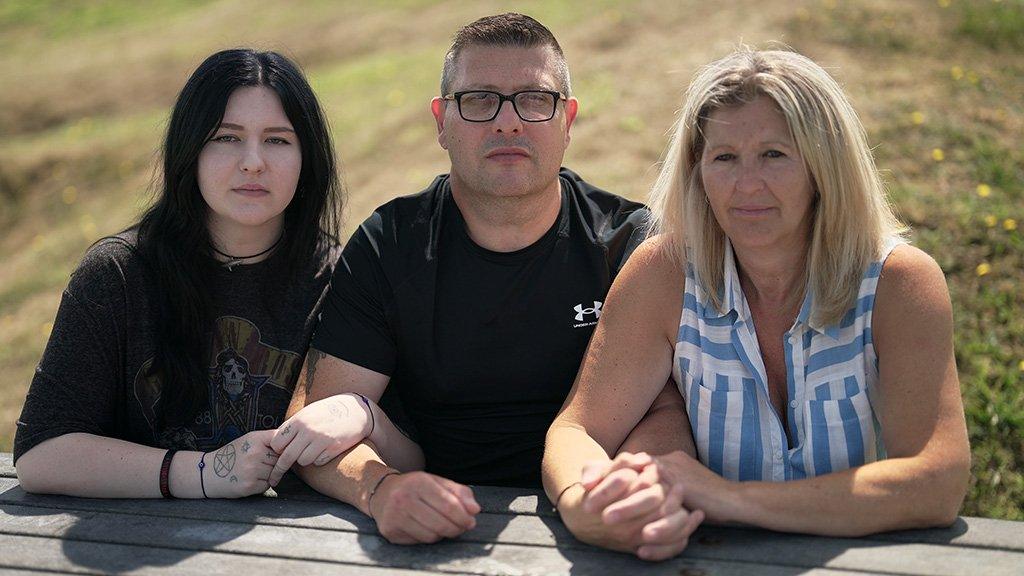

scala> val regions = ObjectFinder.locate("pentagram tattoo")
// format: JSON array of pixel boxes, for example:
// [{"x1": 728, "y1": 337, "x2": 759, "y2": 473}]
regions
[{"x1": 214, "y1": 444, "x2": 236, "y2": 477}]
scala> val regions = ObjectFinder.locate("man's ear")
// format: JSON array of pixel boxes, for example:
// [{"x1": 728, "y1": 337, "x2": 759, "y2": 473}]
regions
[
  {"x1": 431, "y1": 97, "x2": 448, "y2": 150},
  {"x1": 563, "y1": 97, "x2": 579, "y2": 147}
]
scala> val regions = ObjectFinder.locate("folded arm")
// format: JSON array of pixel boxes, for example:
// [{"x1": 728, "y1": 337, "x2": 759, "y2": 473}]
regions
[
  {"x1": 276, "y1": 349, "x2": 478, "y2": 544},
  {"x1": 542, "y1": 237, "x2": 702, "y2": 559},
  {"x1": 273, "y1": 350, "x2": 424, "y2": 507}
]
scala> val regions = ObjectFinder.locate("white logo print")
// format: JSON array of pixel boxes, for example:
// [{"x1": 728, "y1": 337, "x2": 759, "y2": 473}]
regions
[{"x1": 574, "y1": 301, "x2": 603, "y2": 322}]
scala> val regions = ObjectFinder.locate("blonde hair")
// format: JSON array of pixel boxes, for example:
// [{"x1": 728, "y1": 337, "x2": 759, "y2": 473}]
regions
[{"x1": 648, "y1": 47, "x2": 906, "y2": 326}]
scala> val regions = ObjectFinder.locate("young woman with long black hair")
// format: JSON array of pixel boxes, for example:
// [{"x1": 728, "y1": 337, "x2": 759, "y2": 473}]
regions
[{"x1": 14, "y1": 48, "x2": 343, "y2": 499}]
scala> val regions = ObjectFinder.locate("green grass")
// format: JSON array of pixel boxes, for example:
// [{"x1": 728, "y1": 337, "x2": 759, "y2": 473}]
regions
[
  {"x1": 786, "y1": 0, "x2": 1024, "y2": 520},
  {"x1": 957, "y1": 0, "x2": 1024, "y2": 50},
  {"x1": 1, "y1": 0, "x2": 1022, "y2": 520},
  {"x1": 0, "y1": 0, "x2": 211, "y2": 37}
]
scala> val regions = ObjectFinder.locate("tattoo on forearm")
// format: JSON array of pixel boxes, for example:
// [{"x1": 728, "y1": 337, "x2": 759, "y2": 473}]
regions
[
  {"x1": 214, "y1": 444, "x2": 236, "y2": 477},
  {"x1": 329, "y1": 400, "x2": 350, "y2": 419},
  {"x1": 282, "y1": 424, "x2": 292, "y2": 435},
  {"x1": 242, "y1": 440, "x2": 251, "y2": 453},
  {"x1": 303, "y1": 348, "x2": 326, "y2": 394},
  {"x1": 230, "y1": 475, "x2": 238, "y2": 483}
]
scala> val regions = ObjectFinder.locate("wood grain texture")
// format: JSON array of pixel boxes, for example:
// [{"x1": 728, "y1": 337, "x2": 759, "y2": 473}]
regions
[{"x1": 2, "y1": 453, "x2": 1022, "y2": 576}]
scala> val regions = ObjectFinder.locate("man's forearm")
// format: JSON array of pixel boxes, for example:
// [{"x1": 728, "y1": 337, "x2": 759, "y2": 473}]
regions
[
  {"x1": 295, "y1": 442, "x2": 395, "y2": 516},
  {"x1": 618, "y1": 380, "x2": 694, "y2": 457},
  {"x1": 362, "y1": 397, "x2": 425, "y2": 472}
]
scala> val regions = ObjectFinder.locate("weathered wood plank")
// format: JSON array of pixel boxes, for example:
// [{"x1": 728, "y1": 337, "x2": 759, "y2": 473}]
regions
[
  {"x1": 868, "y1": 517, "x2": 1024, "y2": 551},
  {"x1": 684, "y1": 526, "x2": 1024, "y2": 575},
  {"x1": 273, "y1": 474, "x2": 555, "y2": 516},
  {"x1": 4, "y1": 475, "x2": 1019, "y2": 557},
  {"x1": 6, "y1": 451, "x2": 1023, "y2": 576},
  {"x1": 0, "y1": 478, "x2": 571, "y2": 547},
  {"x1": 0, "y1": 533, "x2": 447, "y2": 575},
  {"x1": 0, "y1": 503, "x2": 886, "y2": 576}
]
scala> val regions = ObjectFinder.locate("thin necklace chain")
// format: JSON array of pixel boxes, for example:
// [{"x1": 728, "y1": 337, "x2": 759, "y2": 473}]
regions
[{"x1": 212, "y1": 232, "x2": 284, "y2": 270}]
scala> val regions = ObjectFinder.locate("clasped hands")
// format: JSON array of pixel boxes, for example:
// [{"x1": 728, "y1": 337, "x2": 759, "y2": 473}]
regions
[{"x1": 562, "y1": 451, "x2": 705, "y2": 561}]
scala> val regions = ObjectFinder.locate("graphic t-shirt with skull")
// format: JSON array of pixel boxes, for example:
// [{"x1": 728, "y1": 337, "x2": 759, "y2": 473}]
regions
[{"x1": 13, "y1": 231, "x2": 339, "y2": 459}]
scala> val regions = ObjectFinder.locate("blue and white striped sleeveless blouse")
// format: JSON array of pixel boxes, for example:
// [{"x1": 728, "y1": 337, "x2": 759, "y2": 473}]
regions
[{"x1": 672, "y1": 239, "x2": 901, "y2": 482}]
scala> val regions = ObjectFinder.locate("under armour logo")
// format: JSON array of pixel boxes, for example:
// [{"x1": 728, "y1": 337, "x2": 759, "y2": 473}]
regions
[{"x1": 574, "y1": 301, "x2": 603, "y2": 322}]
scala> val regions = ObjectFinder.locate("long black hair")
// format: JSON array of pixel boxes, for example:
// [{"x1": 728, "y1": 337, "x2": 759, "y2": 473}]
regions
[{"x1": 136, "y1": 48, "x2": 341, "y2": 418}]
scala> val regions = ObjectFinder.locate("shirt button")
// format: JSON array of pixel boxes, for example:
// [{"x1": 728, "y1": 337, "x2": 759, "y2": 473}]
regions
[
  {"x1": 774, "y1": 451, "x2": 783, "y2": 460},
  {"x1": 790, "y1": 400, "x2": 798, "y2": 409}
]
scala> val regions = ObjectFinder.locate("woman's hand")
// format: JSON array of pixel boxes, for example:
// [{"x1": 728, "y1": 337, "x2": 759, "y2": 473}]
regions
[
  {"x1": 565, "y1": 452, "x2": 705, "y2": 561},
  {"x1": 202, "y1": 430, "x2": 280, "y2": 498},
  {"x1": 268, "y1": 394, "x2": 373, "y2": 486}
]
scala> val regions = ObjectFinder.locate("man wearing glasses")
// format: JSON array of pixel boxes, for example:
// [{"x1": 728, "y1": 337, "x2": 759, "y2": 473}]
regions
[{"x1": 273, "y1": 13, "x2": 670, "y2": 545}]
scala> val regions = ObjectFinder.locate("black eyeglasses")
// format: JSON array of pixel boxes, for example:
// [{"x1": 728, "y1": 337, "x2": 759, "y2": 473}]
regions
[{"x1": 442, "y1": 90, "x2": 567, "y2": 122}]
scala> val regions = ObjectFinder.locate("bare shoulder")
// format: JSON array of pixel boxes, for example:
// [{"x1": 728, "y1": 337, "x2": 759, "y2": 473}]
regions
[
  {"x1": 873, "y1": 243, "x2": 952, "y2": 346},
  {"x1": 876, "y1": 244, "x2": 949, "y2": 306},
  {"x1": 604, "y1": 234, "x2": 687, "y2": 343}
]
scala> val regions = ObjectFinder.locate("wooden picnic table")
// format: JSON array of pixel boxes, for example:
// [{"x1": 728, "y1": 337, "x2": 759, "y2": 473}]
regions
[{"x1": 1, "y1": 453, "x2": 1021, "y2": 575}]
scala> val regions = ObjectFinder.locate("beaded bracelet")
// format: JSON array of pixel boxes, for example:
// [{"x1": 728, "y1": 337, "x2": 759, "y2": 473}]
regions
[{"x1": 159, "y1": 449, "x2": 177, "y2": 498}]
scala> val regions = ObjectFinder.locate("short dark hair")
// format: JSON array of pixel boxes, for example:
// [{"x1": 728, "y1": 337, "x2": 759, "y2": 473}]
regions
[
  {"x1": 440, "y1": 13, "x2": 571, "y2": 96},
  {"x1": 137, "y1": 48, "x2": 342, "y2": 418}
]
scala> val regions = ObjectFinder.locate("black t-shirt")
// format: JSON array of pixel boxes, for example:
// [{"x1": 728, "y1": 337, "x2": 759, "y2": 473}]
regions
[
  {"x1": 312, "y1": 168, "x2": 648, "y2": 487},
  {"x1": 14, "y1": 231, "x2": 340, "y2": 462}
]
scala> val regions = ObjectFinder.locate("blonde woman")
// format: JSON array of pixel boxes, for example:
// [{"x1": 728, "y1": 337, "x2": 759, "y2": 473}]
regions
[{"x1": 542, "y1": 48, "x2": 971, "y2": 560}]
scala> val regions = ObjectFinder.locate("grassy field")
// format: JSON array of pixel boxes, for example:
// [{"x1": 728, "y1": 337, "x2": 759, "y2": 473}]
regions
[{"x1": 1, "y1": 0, "x2": 1021, "y2": 519}]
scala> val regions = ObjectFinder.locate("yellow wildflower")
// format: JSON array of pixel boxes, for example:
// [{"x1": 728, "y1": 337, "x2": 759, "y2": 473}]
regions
[
  {"x1": 910, "y1": 111, "x2": 925, "y2": 125},
  {"x1": 976, "y1": 184, "x2": 991, "y2": 197},
  {"x1": 950, "y1": 66, "x2": 964, "y2": 81},
  {"x1": 937, "y1": 0, "x2": 951, "y2": 6},
  {"x1": 967, "y1": 71, "x2": 980, "y2": 85},
  {"x1": 1004, "y1": 218, "x2": 1018, "y2": 231},
  {"x1": 984, "y1": 215, "x2": 998, "y2": 228},
  {"x1": 931, "y1": 148, "x2": 945, "y2": 162},
  {"x1": 1019, "y1": 360, "x2": 1024, "y2": 372},
  {"x1": 976, "y1": 262, "x2": 991, "y2": 276}
]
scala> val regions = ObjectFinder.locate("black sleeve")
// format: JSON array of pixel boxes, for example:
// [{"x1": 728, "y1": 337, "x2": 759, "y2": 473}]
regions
[
  {"x1": 13, "y1": 247, "x2": 127, "y2": 463},
  {"x1": 310, "y1": 213, "x2": 397, "y2": 376},
  {"x1": 614, "y1": 207, "x2": 650, "y2": 274},
  {"x1": 602, "y1": 206, "x2": 651, "y2": 276}
]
